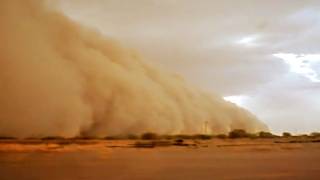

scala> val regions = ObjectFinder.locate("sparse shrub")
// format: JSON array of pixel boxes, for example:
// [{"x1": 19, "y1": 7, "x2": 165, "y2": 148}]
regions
[
  {"x1": 134, "y1": 140, "x2": 172, "y2": 148},
  {"x1": 258, "y1": 131, "x2": 275, "y2": 138},
  {"x1": 173, "y1": 139, "x2": 188, "y2": 146},
  {"x1": 73, "y1": 136, "x2": 99, "y2": 140},
  {"x1": 175, "y1": 139, "x2": 184, "y2": 143},
  {"x1": 192, "y1": 134, "x2": 212, "y2": 140},
  {"x1": 126, "y1": 134, "x2": 139, "y2": 140},
  {"x1": 141, "y1": 132, "x2": 159, "y2": 140},
  {"x1": 104, "y1": 135, "x2": 127, "y2": 140},
  {"x1": 228, "y1": 129, "x2": 249, "y2": 138},
  {"x1": 41, "y1": 136, "x2": 65, "y2": 140},
  {"x1": 282, "y1": 132, "x2": 292, "y2": 138},
  {"x1": 161, "y1": 135, "x2": 174, "y2": 140},
  {"x1": 247, "y1": 133, "x2": 258, "y2": 139},
  {"x1": 296, "y1": 134, "x2": 309, "y2": 138},
  {"x1": 152, "y1": 140, "x2": 172, "y2": 147},
  {"x1": 0, "y1": 136, "x2": 17, "y2": 140},
  {"x1": 216, "y1": 134, "x2": 227, "y2": 139},
  {"x1": 104, "y1": 136, "x2": 118, "y2": 140},
  {"x1": 172, "y1": 134, "x2": 193, "y2": 139},
  {"x1": 25, "y1": 137, "x2": 40, "y2": 140},
  {"x1": 134, "y1": 141, "x2": 155, "y2": 148}
]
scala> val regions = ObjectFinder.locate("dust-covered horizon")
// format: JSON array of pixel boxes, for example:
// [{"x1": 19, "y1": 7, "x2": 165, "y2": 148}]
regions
[{"x1": 0, "y1": 0, "x2": 267, "y2": 138}]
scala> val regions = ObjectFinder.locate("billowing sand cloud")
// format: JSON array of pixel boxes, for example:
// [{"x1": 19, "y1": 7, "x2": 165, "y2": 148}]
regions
[{"x1": 0, "y1": 0, "x2": 267, "y2": 138}]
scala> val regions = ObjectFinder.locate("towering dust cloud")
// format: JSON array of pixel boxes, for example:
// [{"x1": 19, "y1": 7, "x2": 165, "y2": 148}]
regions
[{"x1": 0, "y1": 0, "x2": 267, "y2": 138}]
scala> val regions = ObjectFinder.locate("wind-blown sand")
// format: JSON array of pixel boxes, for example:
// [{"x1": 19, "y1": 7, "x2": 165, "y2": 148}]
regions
[{"x1": 0, "y1": 139, "x2": 320, "y2": 180}]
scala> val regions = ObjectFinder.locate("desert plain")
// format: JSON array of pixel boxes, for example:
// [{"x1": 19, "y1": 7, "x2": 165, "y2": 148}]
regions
[{"x1": 0, "y1": 138, "x2": 320, "y2": 180}]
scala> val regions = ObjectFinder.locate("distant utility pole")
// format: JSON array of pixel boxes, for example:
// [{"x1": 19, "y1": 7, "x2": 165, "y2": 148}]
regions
[{"x1": 204, "y1": 121, "x2": 209, "y2": 134}]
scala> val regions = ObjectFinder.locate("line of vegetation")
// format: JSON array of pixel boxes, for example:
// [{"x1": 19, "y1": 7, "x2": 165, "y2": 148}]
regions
[{"x1": 0, "y1": 130, "x2": 320, "y2": 141}]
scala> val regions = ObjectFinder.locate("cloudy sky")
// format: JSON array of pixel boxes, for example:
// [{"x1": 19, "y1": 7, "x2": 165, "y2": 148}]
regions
[{"x1": 59, "y1": 0, "x2": 320, "y2": 134}]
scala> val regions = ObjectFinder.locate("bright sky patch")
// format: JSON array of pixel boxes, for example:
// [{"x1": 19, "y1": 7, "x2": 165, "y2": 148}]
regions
[
  {"x1": 236, "y1": 35, "x2": 259, "y2": 47},
  {"x1": 224, "y1": 95, "x2": 248, "y2": 107},
  {"x1": 273, "y1": 53, "x2": 320, "y2": 82}
]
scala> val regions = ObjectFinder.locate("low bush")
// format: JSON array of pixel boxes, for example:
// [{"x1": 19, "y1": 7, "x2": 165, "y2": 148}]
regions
[
  {"x1": 134, "y1": 141, "x2": 155, "y2": 148},
  {"x1": 215, "y1": 134, "x2": 227, "y2": 139},
  {"x1": 295, "y1": 134, "x2": 309, "y2": 138},
  {"x1": 192, "y1": 134, "x2": 213, "y2": 140},
  {"x1": 0, "y1": 136, "x2": 17, "y2": 140},
  {"x1": 41, "y1": 136, "x2": 65, "y2": 140},
  {"x1": 161, "y1": 135, "x2": 174, "y2": 140},
  {"x1": 247, "y1": 133, "x2": 258, "y2": 139},
  {"x1": 72, "y1": 136, "x2": 99, "y2": 140},
  {"x1": 258, "y1": 131, "x2": 276, "y2": 138},
  {"x1": 104, "y1": 136, "x2": 119, "y2": 140},
  {"x1": 282, "y1": 132, "x2": 292, "y2": 138},
  {"x1": 141, "y1": 132, "x2": 159, "y2": 140},
  {"x1": 104, "y1": 135, "x2": 128, "y2": 140},
  {"x1": 310, "y1": 132, "x2": 320, "y2": 137},
  {"x1": 228, "y1": 129, "x2": 249, "y2": 138},
  {"x1": 127, "y1": 134, "x2": 139, "y2": 140},
  {"x1": 172, "y1": 134, "x2": 193, "y2": 139}
]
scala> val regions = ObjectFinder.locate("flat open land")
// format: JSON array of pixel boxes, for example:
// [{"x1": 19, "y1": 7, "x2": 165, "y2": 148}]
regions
[{"x1": 0, "y1": 138, "x2": 320, "y2": 180}]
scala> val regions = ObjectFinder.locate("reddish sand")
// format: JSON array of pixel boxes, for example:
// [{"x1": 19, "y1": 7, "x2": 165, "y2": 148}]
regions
[{"x1": 0, "y1": 139, "x2": 320, "y2": 180}]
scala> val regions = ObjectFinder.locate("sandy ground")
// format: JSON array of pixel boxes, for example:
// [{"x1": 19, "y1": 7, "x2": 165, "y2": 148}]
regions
[{"x1": 0, "y1": 139, "x2": 320, "y2": 180}]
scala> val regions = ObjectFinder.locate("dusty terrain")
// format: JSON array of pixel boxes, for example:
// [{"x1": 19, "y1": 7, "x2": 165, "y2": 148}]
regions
[{"x1": 0, "y1": 138, "x2": 320, "y2": 180}]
